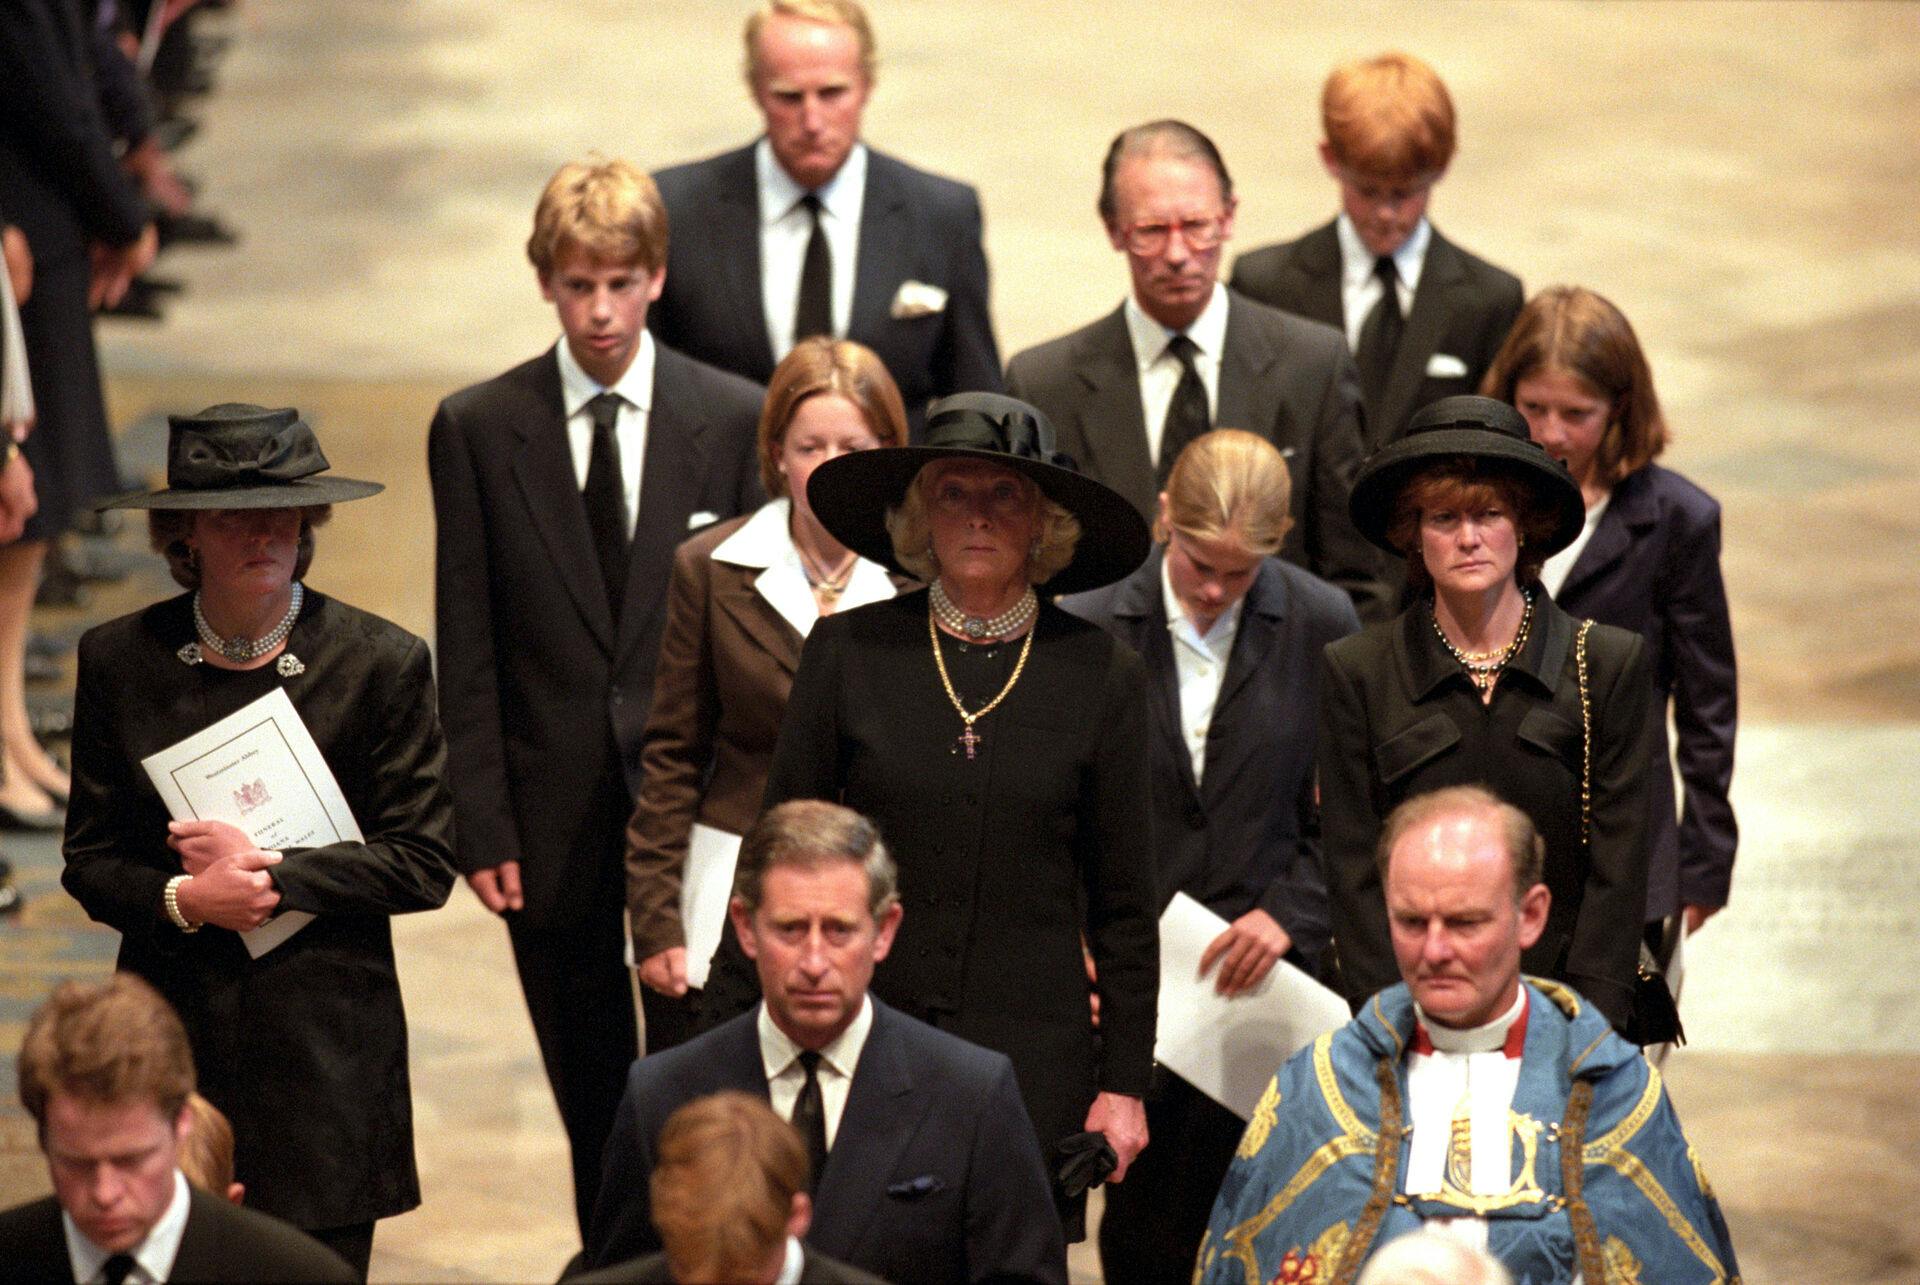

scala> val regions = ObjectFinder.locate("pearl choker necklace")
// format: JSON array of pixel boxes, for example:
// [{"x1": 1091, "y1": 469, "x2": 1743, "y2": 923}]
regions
[
  {"x1": 930, "y1": 580, "x2": 1037, "y2": 641},
  {"x1": 184, "y1": 582, "x2": 304, "y2": 664}
]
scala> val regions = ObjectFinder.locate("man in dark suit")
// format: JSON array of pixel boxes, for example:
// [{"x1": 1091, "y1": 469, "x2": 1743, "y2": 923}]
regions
[
  {"x1": 1229, "y1": 52, "x2": 1522, "y2": 450},
  {"x1": 647, "y1": 0, "x2": 1001, "y2": 437},
  {"x1": 1059, "y1": 429, "x2": 1359, "y2": 1285},
  {"x1": 1, "y1": 974, "x2": 354, "y2": 1283},
  {"x1": 584, "y1": 800, "x2": 1067, "y2": 1285},
  {"x1": 1005, "y1": 120, "x2": 1387, "y2": 621},
  {"x1": 429, "y1": 157, "x2": 763, "y2": 1241},
  {"x1": 572, "y1": 1093, "x2": 885, "y2": 1285}
]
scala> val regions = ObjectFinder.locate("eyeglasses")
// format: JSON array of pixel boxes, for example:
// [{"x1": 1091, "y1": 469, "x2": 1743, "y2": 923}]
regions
[{"x1": 1120, "y1": 216, "x2": 1227, "y2": 255}]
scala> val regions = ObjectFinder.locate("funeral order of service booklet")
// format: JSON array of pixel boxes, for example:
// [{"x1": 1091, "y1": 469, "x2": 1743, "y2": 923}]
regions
[{"x1": 141, "y1": 687, "x2": 361, "y2": 957}]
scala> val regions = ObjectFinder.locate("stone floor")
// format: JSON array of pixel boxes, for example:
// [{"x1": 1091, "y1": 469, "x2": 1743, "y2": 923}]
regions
[{"x1": 5, "y1": 2, "x2": 1920, "y2": 1282}]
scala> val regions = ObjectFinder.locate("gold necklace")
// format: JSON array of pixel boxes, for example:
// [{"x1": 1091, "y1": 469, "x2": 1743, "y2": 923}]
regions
[
  {"x1": 796, "y1": 545, "x2": 857, "y2": 605},
  {"x1": 929, "y1": 603, "x2": 1034, "y2": 760},
  {"x1": 1432, "y1": 589, "x2": 1535, "y2": 698}
]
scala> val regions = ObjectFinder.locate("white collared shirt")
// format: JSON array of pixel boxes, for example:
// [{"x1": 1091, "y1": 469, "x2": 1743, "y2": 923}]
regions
[
  {"x1": 710, "y1": 498, "x2": 897, "y2": 640},
  {"x1": 1123, "y1": 282, "x2": 1230, "y2": 468},
  {"x1": 1402, "y1": 988, "x2": 1529, "y2": 1253},
  {"x1": 1161, "y1": 550, "x2": 1243, "y2": 785},
  {"x1": 1541, "y1": 489, "x2": 1609, "y2": 599},
  {"x1": 774, "y1": 1234, "x2": 806, "y2": 1285},
  {"x1": 556, "y1": 334, "x2": 655, "y2": 538},
  {"x1": 1335, "y1": 214, "x2": 1431, "y2": 352},
  {"x1": 756, "y1": 139, "x2": 867, "y2": 362},
  {"x1": 758, "y1": 994, "x2": 874, "y2": 1150},
  {"x1": 63, "y1": 1170, "x2": 189, "y2": 1284}
]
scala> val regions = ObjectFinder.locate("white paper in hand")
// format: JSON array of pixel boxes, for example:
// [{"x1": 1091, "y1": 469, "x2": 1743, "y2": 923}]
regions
[
  {"x1": 141, "y1": 687, "x2": 362, "y2": 957},
  {"x1": 682, "y1": 824, "x2": 743, "y2": 990},
  {"x1": 1154, "y1": 892, "x2": 1351, "y2": 1119}
]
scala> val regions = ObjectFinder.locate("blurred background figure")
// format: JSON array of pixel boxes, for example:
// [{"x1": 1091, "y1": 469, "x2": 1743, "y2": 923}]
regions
[
  {"x1": 178, "y1": 1091, "x2": 245, "y2": 1205},
  {"x1": 1483, "y1": 285, "x2": 1738, "y2": 980}
]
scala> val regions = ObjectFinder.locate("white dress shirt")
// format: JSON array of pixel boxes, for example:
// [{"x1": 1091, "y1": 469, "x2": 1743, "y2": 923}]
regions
[
  {"x1": 758, "y1": 994, "x2": 874, "y2": 1150},
  {"x1": 710, "y1": 498, "x2": 897, "y2": 640},
  {"x1": 1541, "y1": 489, "x2": 1610, "y2": 598},
  {"x1": 1122, "y1": 282, "x2": 1230, "y2": 468},
  {"x1": 1335, "y1": 214, "x2": 1430, "y2": 352},
  {"x1": 1402, "y1": 987, "x2": 1529, "y2": 1254},
  {"x1": 63, "y1": 1169, "x2": 189, "y2": 1284},
  {"x1": 1161, "y1": 551, "x2": 1243, "y2": 786},
  {"x1": 774, "y1": 1235, "x2": 806, "y2": 1285},
  {"x1": 757, "y1": 139, "x2": 867, "y2": 362},
  {"x1": 556, "y1": 333, "x2": 655, "y2": 538}
]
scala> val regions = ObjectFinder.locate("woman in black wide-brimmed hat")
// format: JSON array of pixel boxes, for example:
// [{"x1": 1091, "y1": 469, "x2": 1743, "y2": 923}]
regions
[
  {"x1": 1317, "y1": 396, "x2": 1655, "y2": 1030},
  {"x1": 60, "y1": 404, "x2": 456, "y2": 1276},
  {"x1": 701, "y1": 391, "x2": 1159, "y2": 1240}
]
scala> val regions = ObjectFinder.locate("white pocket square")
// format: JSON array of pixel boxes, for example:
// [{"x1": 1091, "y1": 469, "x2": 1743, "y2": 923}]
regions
[
  {"x1": 890, "y1": 280, "x2": 948, "y2": 319},
  {"x1": 687, "y1": 510, "x2": 719, "y2": 530},
  {"x1": 1425, "y1": 353, "x2": 1470, "y2": 379}
]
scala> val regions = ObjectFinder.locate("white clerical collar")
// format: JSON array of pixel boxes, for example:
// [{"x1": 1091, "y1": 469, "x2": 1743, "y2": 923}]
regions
[
  {"x1": 1122, "y1": 281, "x2": 1230, "y2": 376},
  {"x1": 757, "y1": 993, "x2": 874, "y2": 1084},
  {"x1": 555, "y1": 330, "x2": 656, "y2": 419},
  {"x1": 1159, "y1": 545, "x2": 1242, "y2": 650},
  {"x1": 1336, "y1": 212, "x2": 1431, "y2": 295},
  {"x1": 774, "y1": 1234, "x2": 806, "y2": 1285},
  {"x1": 63, "y1": 1169, "x2": 189, "y2": 1285},
  {"x1": 755, "y1": 137, "x2": 869, "y2": 226},
  {"x1": 1414, "y1": 985, "x2": 1528, "y2": 1056}
]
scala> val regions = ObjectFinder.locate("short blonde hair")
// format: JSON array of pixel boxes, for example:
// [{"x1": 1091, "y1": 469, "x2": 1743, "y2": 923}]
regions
[
  {"x1": 526, "y1": 156, "x2": 669, "y2": 277},
  {"x1": 884, "y1": 462, "x2": 1081, "y2": 586},
  {"x1": 652, "y1": 1092, "x2": 808, "y2": 1282},
  {"x1": 744, "y1": 0, "x2": 876, "y2": 89},
  {"x1": 1157, "y1": 429, "x2": 1293, "y2": 555},
  {"x1": 759, "y1": 338, "x2": 908, "y2": 499},
  {"x1": 1322, "y1": 52, "x2": 1457, "y2": 181},
  {"x1": 178, "y1": 1092, "x2": 236, "y2": 1196}
]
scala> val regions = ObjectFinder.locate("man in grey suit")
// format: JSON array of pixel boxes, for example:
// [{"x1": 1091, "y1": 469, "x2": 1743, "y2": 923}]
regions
[
  {"x1": 647, "y1": 0, "x2": 1001, "y2": 438},
  {"x1": 0, "y1": 975, "x2": 352, "y2": 1283},
  {"x1": 1229, "y1": 52, "x2": 1523, "y2": 449},
  {"x1": 1005, "y1": 121, "x2": 1388, "y2": 621},
  {"x1": 583, "y1": 800, "x2": 1066, "y2": 1285}
]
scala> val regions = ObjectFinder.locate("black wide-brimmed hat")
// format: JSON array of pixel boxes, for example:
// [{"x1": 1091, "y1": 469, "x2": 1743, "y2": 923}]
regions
[
  {"x1": 99, "y1": 403, "x2": 385, "y2": 511},
  {"x1": 1348, "y1": 395, "x2": 1584, "y2": 558},
  {"x1": 805, "y1": 392, "x2": 1150, "y2": 595}
]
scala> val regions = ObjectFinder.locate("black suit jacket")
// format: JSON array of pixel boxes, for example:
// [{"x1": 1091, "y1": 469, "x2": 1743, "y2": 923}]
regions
[
  {"x1": 1059, "y1": 551, "x2": 1361, "y2": 973},
  {"x1": 1553, "y1": 465, "x2": 1737, "y2": 918},
  {"x1": 429, "y1": 342, "x2": 763, "y2": 926},
  {"x1": 1229, "y1": 220, "x2": 1523, "y2": 447},
  {"x1": 650, "y1": 144, "x2": 1002, "y2": 437},
  {"x1": 1316, "y1": 598, "x2": 1654, "y2": 1027},
  {"x1": 584, "y1": 1001, "x2": 1066, "y2": 1285},
  {"x1": 1004, "y1": 290, "x2": 1388, "y2": 621},
  {"x1": 0, "y1": 1188, "x2": 357, "y2": 1284},
  {"x1": 570, "y1": 1245, "x2": 888, "y2": 1284}
]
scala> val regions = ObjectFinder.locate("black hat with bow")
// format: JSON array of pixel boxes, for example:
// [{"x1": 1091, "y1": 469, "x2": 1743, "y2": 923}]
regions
[
  {"x1": 99, "y1": 403, "x2": 384, "y2": 510},
  {"x1": 805, "y1": 392, "x2": 1149, "y2": 594}
]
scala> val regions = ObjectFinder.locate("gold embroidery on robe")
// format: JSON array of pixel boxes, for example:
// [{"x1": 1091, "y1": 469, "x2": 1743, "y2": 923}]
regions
[
  {"x1": 1602, "y1": 1236, "x2": 1645, "y2": 1284},
  {"x1": 1240, "y1": 1076, "x2": 1282, "y2": 1159}
]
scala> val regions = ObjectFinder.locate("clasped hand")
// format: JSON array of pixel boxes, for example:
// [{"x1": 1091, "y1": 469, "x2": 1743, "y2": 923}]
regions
[{"x1": 168, "y1": 819, "x2": 281, "y2": 931}]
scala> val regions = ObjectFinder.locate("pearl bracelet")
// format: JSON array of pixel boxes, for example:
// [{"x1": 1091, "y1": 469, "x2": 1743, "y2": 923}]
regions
[{"x1": 164, "y1": 874, "x2": 200, "y2": 933}]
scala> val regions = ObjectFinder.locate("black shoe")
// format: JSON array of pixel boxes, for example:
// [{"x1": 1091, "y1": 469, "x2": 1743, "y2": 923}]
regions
[
  {"x1": 156, "y1": 210, "x2": 237, "y2": 249},
  {"x1": 33, "y1": 562, "x2": 84, "y2": 608},
  {"x1": 0, "y1": 800, "x2": 65, "y2": 832},
  {"x1": 100, "y1": 278, "x2": 167, "y2": 321}
]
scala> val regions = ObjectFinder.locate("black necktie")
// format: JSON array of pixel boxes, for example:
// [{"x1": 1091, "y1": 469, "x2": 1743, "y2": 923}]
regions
[
  {"x1": 101, "y1": 1254, "x2": 137, "y2": 1285},
  {"x1": 582, "y1": 391, "x2": 630, "y2": 620},
  {"x1": 1356, "y1": 254, "x2": 1404, "y2": 411},
  {"x1": 794, "y1": 194, "x2": 833, "y2": 342},
  {"x1": 1158, "y1": 333, "x2": 1210, "y2": 483},
  {"x1": 791, "y1": 1050, "x2": 829, "y2": 1189}
]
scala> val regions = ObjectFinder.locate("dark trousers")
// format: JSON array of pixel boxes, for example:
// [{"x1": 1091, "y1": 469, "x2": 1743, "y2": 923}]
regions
[
  {"x1": 307, "y1": 1221, "x2": 374, "y2": 1281},
  {"x1": 1097, "y1": 1070, "x2": 1247, "y2": 1285},
  {"x1": 507, "y1": 838, "x2": 639, "y2": 1241}
]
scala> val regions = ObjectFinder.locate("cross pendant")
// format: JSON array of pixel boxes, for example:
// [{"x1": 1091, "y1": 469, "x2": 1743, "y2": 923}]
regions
[{"x1": 955, "y1": 724, "x2": 981, "y2": 760}]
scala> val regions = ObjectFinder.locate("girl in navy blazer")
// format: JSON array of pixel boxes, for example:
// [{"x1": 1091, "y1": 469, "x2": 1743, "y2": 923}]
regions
[{"x1": 1484, "y1": 286, "x2": 1738, "y2": 941}]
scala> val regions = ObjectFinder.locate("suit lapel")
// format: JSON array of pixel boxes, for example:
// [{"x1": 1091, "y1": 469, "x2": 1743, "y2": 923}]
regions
[
  {"x1": 618, "y1": 355, "x2": 710, "y2": 665},
  {"x1": 716, "y1": 576, "x2": 805, "y2": 678},
  {"x1": 1558, "y1": 473, "x2": 1652, "y2": 602},
  {"x1": 1216, "y1": 292, "x2": 1282, "y2": 432},
  {"x1": 1114, "y1": 553, "x2": 1201, "y2": 804},
  {"x1": 811, "y1": 1004, "x2": 928, "y2": 1255},
  {"x1": 1202, "y1": 562, "x2": 1286, "y2": 800},
  {"x1": 1291, "y1": 222, "x2": 1347, "y2": 330},
  {"x1": 1068, "y1": 309, "x2": 1158, "y2": 515},
  {"x1": 1379, "y1": 231, "x2": 1467, "y2": 440},
  {"x1": 716, "y1": 151, "x2": 779, "y2": 376},
  {"x1": 850, "y1": 157, "x2": 907, "y2": 344},
  {"x1": 510, "y1": 351, "x2": 617, "y2": 653}
]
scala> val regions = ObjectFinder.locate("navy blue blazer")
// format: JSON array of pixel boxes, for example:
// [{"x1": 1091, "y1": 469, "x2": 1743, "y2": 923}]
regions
[
  {"x1": 583, "y1": 1000, "x2": 1067, "y2": 1285},
  {"x1": 1553, "y1": 464, "x2": 1737, "y2": 917},
  {"x1": 1060, "y1": 551, "x2": 1360, "y2": 973},
  {"x1": 649, "y1": 143, "x2": 1003, "y2": 437}
]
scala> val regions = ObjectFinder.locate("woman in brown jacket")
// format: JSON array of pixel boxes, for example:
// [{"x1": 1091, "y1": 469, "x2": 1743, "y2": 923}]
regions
[{"x1": 625, "y1": 339, "x2": 907, "y2": 1051}]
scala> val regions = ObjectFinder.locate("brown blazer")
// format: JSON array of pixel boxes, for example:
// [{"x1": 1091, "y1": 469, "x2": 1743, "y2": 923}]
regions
[{"x1": 625, "y1": 501, "x2": 900, "y2": 958}]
